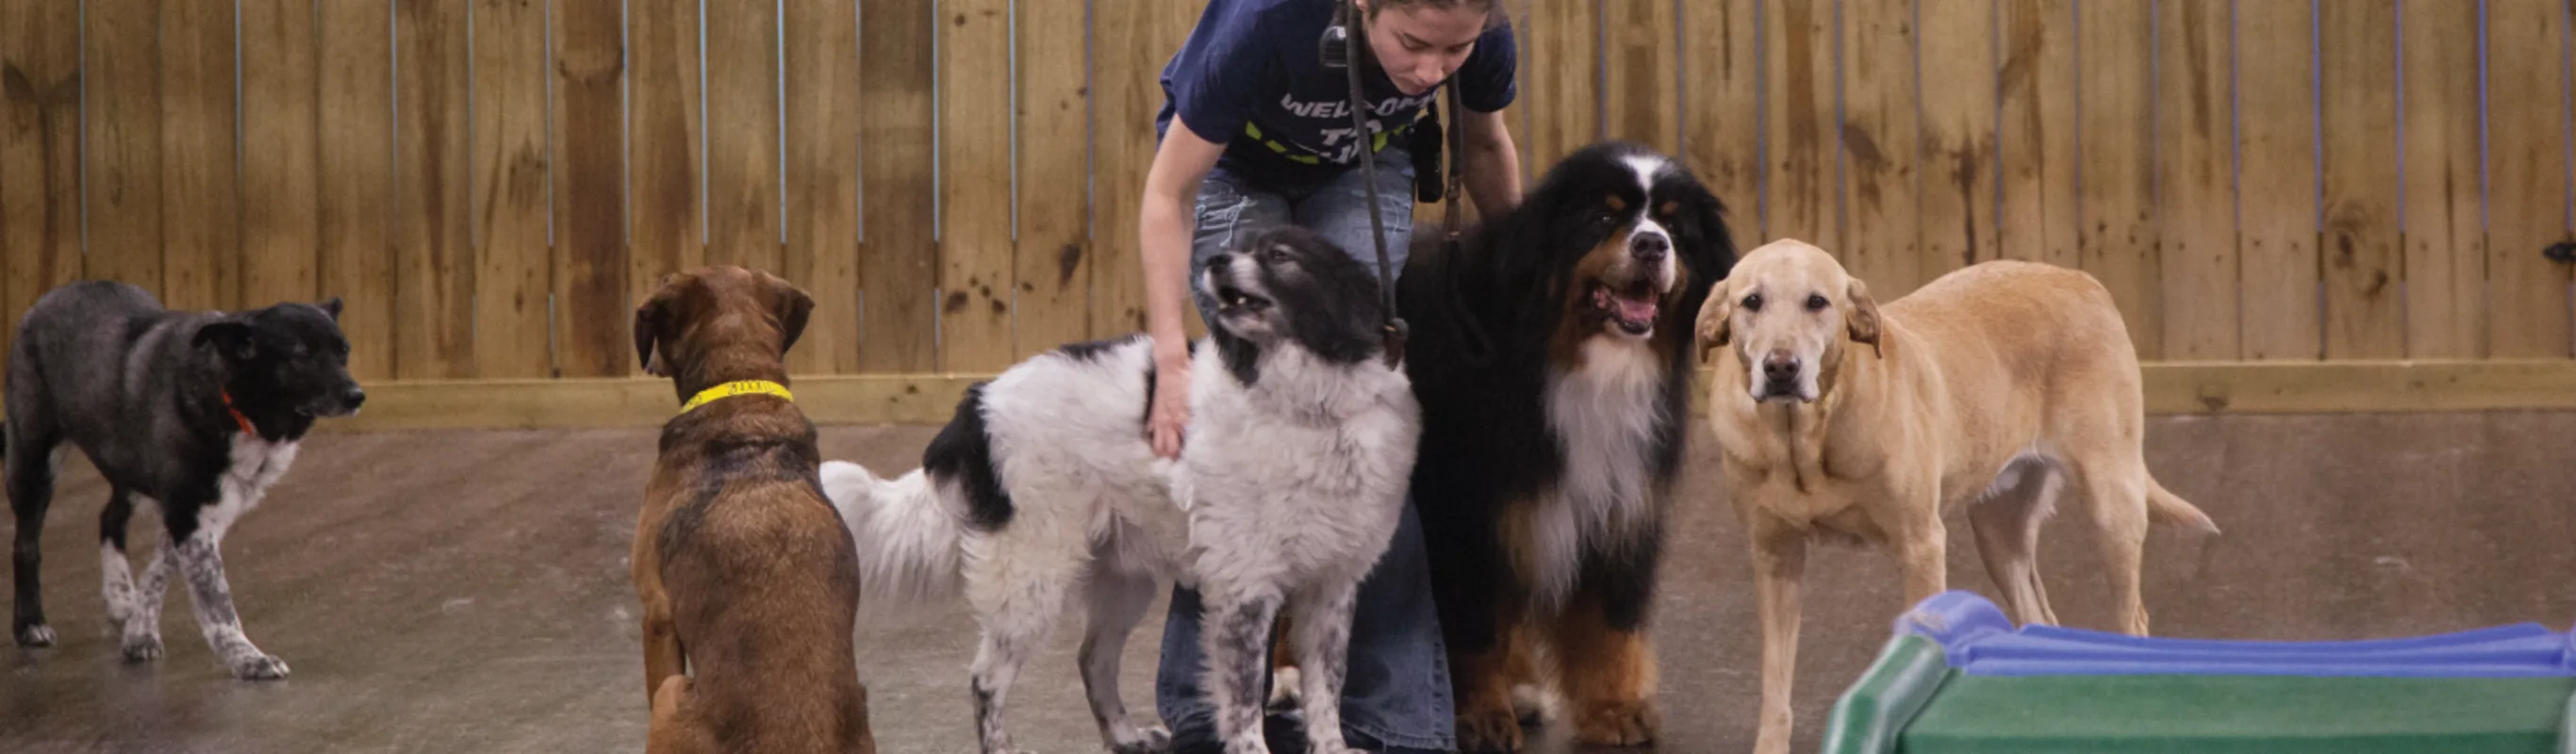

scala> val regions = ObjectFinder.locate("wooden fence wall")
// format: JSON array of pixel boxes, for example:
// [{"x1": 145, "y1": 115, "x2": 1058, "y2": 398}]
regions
[{"x1": 6, "y1": 0, "x2": 2576, "y2": 390}]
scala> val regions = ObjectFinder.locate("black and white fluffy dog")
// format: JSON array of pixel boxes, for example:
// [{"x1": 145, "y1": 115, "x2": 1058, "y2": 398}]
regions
[
  {"x1": 821, "y1": 225, "x2": 1420, "y2": 754},
  {"x1": 5, "y1": 281, "x2": 365, "y2": 680},
  {"x1": 1398, "y1": 141, "x2": 1738, "y2": 750}
]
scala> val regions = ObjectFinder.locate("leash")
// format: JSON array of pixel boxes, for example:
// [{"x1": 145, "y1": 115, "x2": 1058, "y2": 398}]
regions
[
  {"x1": 1335, "y1": 1, "x2": 1495, "y2": 369},
  {"x1": 1339, "y1": 2, "x2": 1408, "y2": 368},
  {"x1": 679, "y1": 380, "x2": 796, "y2": 414}
]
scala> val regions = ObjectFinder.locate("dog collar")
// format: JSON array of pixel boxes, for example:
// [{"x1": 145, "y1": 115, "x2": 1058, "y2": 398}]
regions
[
  {"x1": 680, "y1": 380, "x2": 795, "y2": 414},
  {"x1": 219, "y1": 390, "x2": 259, "y2": 436}
]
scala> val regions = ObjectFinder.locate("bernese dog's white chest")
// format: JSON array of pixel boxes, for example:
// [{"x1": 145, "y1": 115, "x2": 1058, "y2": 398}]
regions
[{"x1": 1527, "y1": 337, "x2": 1669, "y2": 603}]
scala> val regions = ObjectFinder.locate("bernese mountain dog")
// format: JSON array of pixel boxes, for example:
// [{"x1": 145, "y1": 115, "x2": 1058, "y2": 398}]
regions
[{"x1": 1398, "y1": 140, "x2": 1739, "y2": 751}]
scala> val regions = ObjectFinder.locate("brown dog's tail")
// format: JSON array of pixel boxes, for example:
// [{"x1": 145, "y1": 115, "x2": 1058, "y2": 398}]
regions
[
  {"x1": 820, "y1": 461, "x2": 964, "y2": 613},
  {"x1": 2146, "y1": 479, "x2": 2220, "y2": 534}
]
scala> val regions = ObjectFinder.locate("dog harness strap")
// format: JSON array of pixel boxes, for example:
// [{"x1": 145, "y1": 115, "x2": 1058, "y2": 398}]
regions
[
  {"x1": 219, "y1": 390, "x2": 259, "y2": 437},
  {"x1": 678, "y1": 380, "x2": 796, "y2": 414}
]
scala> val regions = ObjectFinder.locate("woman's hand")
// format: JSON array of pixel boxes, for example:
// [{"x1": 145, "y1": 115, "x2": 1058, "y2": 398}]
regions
[{"x1": 1148, "y1": 349, "x2": 1193, "y2": 458}]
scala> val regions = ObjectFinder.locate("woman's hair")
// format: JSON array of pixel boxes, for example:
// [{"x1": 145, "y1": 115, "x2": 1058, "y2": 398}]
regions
[{"x1": 1362, "y1": 0, "x2": 1509, "y2": 30}]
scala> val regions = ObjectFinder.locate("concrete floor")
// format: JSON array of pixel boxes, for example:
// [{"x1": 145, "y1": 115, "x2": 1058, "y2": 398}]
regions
[{"x1": 2, "y1": 412, "x2": 2573, "y2": 753}]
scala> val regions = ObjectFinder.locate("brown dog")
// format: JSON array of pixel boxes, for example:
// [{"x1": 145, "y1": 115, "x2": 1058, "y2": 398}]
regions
[
  {"x1": 631, "y1": 266, "x2": 874, "y2": 754},
  {"x1": 1693, "y1": 240, "x2": 2218, "y2": 754}
]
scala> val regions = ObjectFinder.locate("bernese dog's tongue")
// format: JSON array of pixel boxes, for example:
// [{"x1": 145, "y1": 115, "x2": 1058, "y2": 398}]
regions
[{"x1": 1612, "y1": 294, "x2": 1659, "y2": 324}]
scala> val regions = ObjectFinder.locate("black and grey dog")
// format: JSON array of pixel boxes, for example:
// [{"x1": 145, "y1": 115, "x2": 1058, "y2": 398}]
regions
[{"x1": 5, "y1": 281, "x2": 366, "y2": 680}]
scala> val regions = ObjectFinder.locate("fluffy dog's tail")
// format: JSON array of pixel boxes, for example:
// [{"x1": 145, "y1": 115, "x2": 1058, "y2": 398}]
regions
[
  {"x1": 820, "y1": 460, "x2": 965, "y2": 609},
  {"x1": 2146, "y1": 479, "x2": 2220, "y2": 534}
]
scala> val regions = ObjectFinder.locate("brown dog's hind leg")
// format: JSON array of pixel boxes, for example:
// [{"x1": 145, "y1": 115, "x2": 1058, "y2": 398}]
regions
[
  {"x1": 1545, "y1": 589, "x2": 1660, "y2": 747},
  {"x1": 646, "y1": 674, "x2": 715, "y2": 754},
  {"x1": 633, "y1": 539, "x2": 685, "y2": 705}
]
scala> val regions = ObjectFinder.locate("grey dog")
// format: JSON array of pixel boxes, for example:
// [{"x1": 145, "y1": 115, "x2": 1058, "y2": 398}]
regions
[{"x1": 5, "y1": 280, "x2": 365, "y2": 680}]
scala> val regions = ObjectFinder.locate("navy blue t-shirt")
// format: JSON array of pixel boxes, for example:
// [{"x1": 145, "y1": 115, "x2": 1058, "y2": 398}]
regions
[{"x1": 1156, "y1": 0, "x2": 1517, "y2": 187}]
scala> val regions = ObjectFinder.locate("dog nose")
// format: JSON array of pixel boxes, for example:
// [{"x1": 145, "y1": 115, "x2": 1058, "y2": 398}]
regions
[
  {"x1": 1761, "y1": 352, "x2": 1799, "y2": 383},
  {"x1": 344, "y1": 387, "x2": 367, "y2": 408},
  {"x1": 1629, "y1": 233, "x2": 1669, "y2": 262},
  {"x1": 1205, "y1": 253, "x2": 1230, "y2": 268}
]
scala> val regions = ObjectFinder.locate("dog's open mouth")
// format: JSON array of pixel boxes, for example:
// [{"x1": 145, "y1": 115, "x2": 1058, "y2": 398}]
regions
[
  {"x1": 1215, "y1": 286, "x2": 1271, "y2": 313},
  {"x1": 1590, "y1": 280, "x2": 1660, "y2": 335}
]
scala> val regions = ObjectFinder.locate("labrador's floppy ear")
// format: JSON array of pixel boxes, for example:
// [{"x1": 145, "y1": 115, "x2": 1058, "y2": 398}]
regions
[
  {"x1": 760, "y1": 271, "x2": 815, "y2": 356},
  {"x1": 1694, "y1": 280, "x2": 1736, "y2": 364},
  {"x1": 1844, "y1": 277, "x2": 1884, "y2": 359}
]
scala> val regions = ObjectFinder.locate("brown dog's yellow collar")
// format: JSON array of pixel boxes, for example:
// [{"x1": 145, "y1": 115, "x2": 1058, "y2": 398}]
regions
[{"x1": 680, "y1": 380, "x2": 794, "y2": 413}]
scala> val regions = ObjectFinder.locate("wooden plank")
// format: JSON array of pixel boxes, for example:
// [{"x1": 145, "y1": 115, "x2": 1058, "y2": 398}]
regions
[
  {"x1": 1088, "y1": 0, "x2": 1164, "y2": 340},
  {"x1": 705, "y1": 0, "x2": 782, "y2": 273},
  {"x1": 2235, "y1": 0, "x2": 2320, "y2": 360},
  {"x1": 860, "y1": 0, "x2": 938, "y2": 369},
  {"x1": 319, "y1": 0, "x2": 399, "y2": 380},
  {"x1": 1917, "y1": 0, "x2": 1996, "y2": 289},
  {"x1": 2401, "y1": 0, "x2": 2486, "y2": 358},
  {"x1": 322, "y1": 360, "x2": 2576, "y2": 433},
  {"x1": 2153, "y1": 0, "x2": 2234, "y2": 360},
  {"x1": 1090, "y1": 0, "x2": 1142, "y2": 339},
  {"x1": 1606, "y1": 0, "x2": 1678, "y2": 154},
  {"x1": 471, "y1": 0, "x2": 553, "y2": 378},
  {"x1": 84, "y1": 0, "x2": 161, "y2": 296},
  {"x1": 553, "y1": 0, "x2": 629, "y2": 378},
  {"x1": 783, "y1": 0, "x2": 860, "y2": 374},
  {"x1": 629, "y1": 0, "x2": 703, "y2": 352},
  {"x1": 1523, "y1": 0, "x2": 1597, "y2": 175},
  {"x1": 1765, "y1": 0, "x2": 1838, "y2": 249},
  {"x1": 2485, "y1": 0, "x2": 2575, "y2": 358},
  {"x1": 1013, "y1": 0, "x2": 1092, "y2": 361},
  {"x1": 2319, "y1": 0, "x2": 2403, "y2": 360},
  {"x1": 158, "y1": 0, "x2": 239, "y2": 312},
  {"x1": 1839, "y1": 0, "x2": 1919, "y2": 295},
  {"x1": 1682, "y1": 0, "x2": 1763, "y2": 242},
  {"x1": 1, "y1": 0, "x2": 84, "y2": 359},
  {"x1": 2135, "y1": 360, "x2": 2576, "y2": 415},
  {"x1": 323, "y1": 375, "x2": 979, "y2": 432},
  {"x1": 1997, "y1": 0, "x2": 2077, "y2": 268},
  {"x1": 937, "y1": 0, "x2": 1017, "y2": 371},
  {"x1": 2078, "y1": 0, "x2": 2158, "y2": 357},
  {"x1": 397, "y1": 0, "x2": 475, "y2": 379},
  {"x1": 239, "y1": 0, "x2": 320, "y2": 309}
]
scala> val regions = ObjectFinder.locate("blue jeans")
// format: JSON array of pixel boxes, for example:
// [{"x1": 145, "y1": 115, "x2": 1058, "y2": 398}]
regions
[{"x1": 1157, "y1": 147, "x2": 1456, "y2": 753}]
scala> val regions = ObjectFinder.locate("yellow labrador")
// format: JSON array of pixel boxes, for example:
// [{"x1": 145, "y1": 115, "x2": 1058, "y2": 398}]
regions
[{"x1": 1692, "y1": 239, "x2": 2218, "y2": 754}]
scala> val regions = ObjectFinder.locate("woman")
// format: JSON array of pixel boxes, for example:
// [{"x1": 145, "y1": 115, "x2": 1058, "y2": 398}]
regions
[{"x1": 1140, "y1": 0, "x2": 1522, "y2": 751}]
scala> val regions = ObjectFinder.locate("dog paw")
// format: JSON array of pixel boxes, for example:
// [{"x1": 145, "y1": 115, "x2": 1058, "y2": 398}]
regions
[
  {"x1": 15, "y1": 623, "x2": 56, "y2": 647},
  {"x1": 1455, "y1": 707, "x2": 1525, "y2": 752},
  {"x1": 121, "y1": 633, "x2": 164, "y2": 662},
  {"x1": 1111, "y1": 725, "x2": 1173, "y2": 754},
  {"x1": 229, "y1": 653, "x2": 290, "y2": 680},
  {"x1": 1570, "y1": 698, "x2": 1659, "y2": 746},
  {"x1": 1266, "y1": 666, "x2": 1304, "y2": 712},
  {"x1": 1509, "y1": 682, "x2": 1560, "y2": 728}
]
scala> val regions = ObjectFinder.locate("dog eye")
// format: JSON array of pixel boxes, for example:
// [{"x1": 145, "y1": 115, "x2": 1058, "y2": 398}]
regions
[
  {"x1": 1806, "y1": 294, "x2": 1829, "y2": 311},
  {"x1": 1742, "y1": 293, "x2": 1763, "y2": 312}
]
